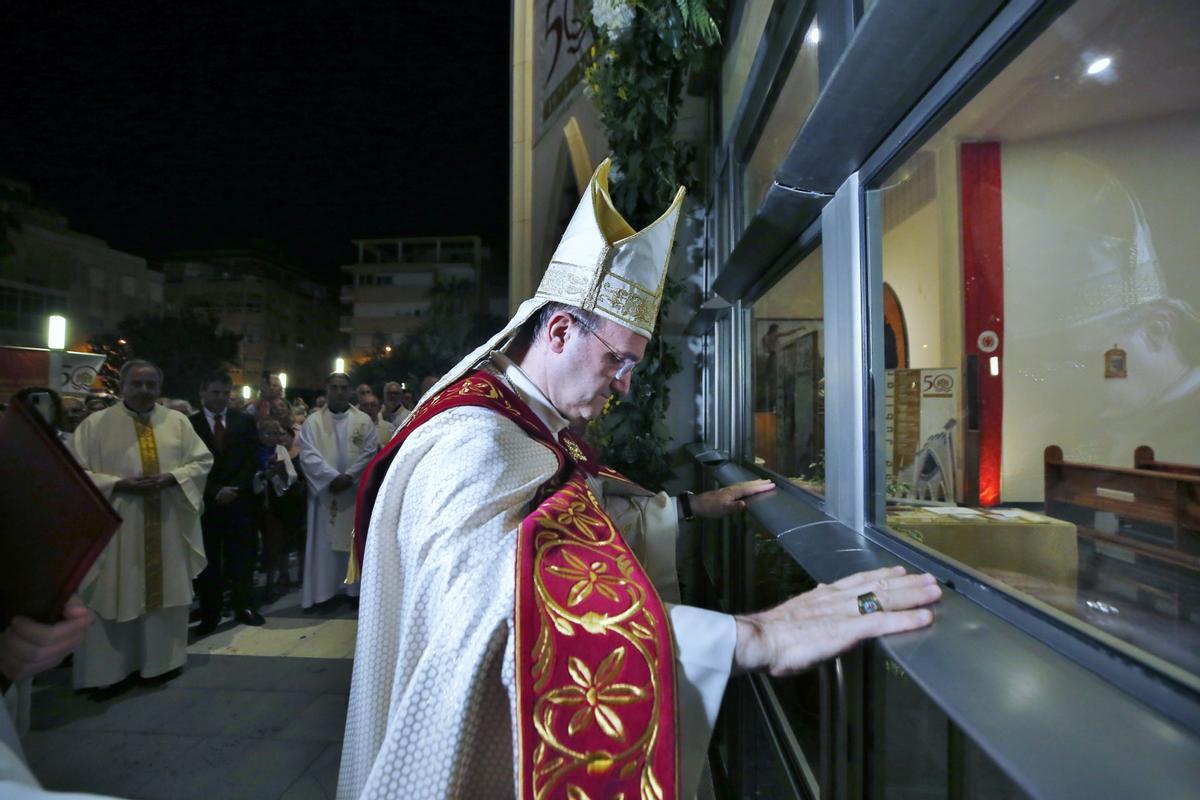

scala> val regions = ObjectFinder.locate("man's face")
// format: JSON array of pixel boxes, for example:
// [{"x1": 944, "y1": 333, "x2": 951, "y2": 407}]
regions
[
  {"x1": 384, "y1": 386, "x2": 403, "y2": 408},
  {"x1": 361, "y1": 395, "x2": 380, "y2": 421},
  {"x1": 356, "y1": 384, "x2": 372, "y2": 403},
  {"x1": 402, "y1": 390, "x2": 415, "y2": 407},
  {"x1": 546, "y1": 315, "x2": 646, "y2": 425},
  {"x1": 121, "y1": 366, "x2": 162, "y2": 413},
  {"x1": 260, "y1": 374, "x2": 282, "y2": 399},
  {"x1": 326, "y1": 378, "x2": 352, "y2": 411},
  {"x1": 315, "y1": 395, "x2": 327, "y2": 408},
  {"x1": 62, "y1": 398, "x2": 87, "y2": 431},
  {"x1": 201, "y1": 381, "x2": 231, "y2": 414}
]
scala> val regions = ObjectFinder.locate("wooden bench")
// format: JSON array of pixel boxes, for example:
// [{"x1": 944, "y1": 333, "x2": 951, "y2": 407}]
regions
[
  {"x1": 1133, "y1": 445, "x2": 1200, "y2": 479},
  {"x1": 1044, "y1": 445, "x2": 1200, "y2": 573}
]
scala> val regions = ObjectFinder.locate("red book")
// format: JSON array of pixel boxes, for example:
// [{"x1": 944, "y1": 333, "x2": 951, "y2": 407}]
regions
[{"x1": 0, "y1": 398, "x2": 122, "y2": 626}]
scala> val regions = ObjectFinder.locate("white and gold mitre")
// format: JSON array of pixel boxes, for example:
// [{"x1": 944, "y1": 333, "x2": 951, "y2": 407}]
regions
[
  {"x1": 410, "y1": 157, "x2": 684, "y2": 415},
  {"x1": 535, "y1": 158, "x2": 685, "y2": 339}
]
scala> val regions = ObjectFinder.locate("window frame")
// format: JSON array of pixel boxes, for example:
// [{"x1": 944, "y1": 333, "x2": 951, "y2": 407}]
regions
[{"x1": 693, "y1": 0, "x2": 1200, "y2": 795}]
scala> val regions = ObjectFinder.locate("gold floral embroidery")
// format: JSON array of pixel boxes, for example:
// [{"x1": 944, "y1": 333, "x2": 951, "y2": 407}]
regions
[
  {"x1": 523, "y1": 476, "x2": 672, "y2": 800},
  {"x1": 547, "y1": 550, "x2": 627, "y2": 607},
  {"x1": 544, "y1": 649, "x2": 646, "y2": 741}
]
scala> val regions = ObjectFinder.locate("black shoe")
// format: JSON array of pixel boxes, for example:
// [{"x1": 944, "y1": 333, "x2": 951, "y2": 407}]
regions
[
  {"x1": 83, "y1": 674, "x2": 138, "y2": 701},
  {"x1": 235, "y1": 608, "x2": 266, "y2": 626},
  {"x1": 193, "y1": 618, "x2": 219, "y2": 637},
  {"x1": 139, "y1": 667, "x2": 184, "y2": 687}
]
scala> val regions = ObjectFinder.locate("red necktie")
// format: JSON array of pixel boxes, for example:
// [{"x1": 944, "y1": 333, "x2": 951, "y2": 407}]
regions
[{"x1": 213, "y1": 414, "x2": 226, "y2": 451}]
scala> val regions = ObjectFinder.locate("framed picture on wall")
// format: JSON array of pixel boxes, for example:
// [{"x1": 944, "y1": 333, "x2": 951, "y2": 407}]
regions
[{"x1": 754, "y1": 318, "x2": 824, "y2": 412}]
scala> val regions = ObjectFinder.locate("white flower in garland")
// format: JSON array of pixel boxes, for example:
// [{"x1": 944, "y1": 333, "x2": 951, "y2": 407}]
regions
[{"x1": 592, "y1": 0, "x2": 635, "y2": 38}]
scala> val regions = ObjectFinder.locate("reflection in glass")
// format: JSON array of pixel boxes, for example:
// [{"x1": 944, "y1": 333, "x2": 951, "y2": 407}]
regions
[
  {"x1": 719, "y1": 0, "x2": 775, "y2": 140},
  {"x1": 870, "y1": 0, "x2": 1200, "y2": 680},
  {"x1": 742, "y1": 17, "x2": 820, "y2": 223},
  {"x1": 748, "y1": 520, "x2": 822, "y2": 777},
  {"x1": 751, "y1": 247, "x2": 825, "y2": 494}
]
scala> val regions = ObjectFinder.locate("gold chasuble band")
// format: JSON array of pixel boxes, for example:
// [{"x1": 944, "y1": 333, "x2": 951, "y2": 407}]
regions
[
  {"x1": 516, "y1": 471, "x2": 677, "y2": 800},
  {"x1": 134, "y1": 419, "x2": 165, "y2": 611}
]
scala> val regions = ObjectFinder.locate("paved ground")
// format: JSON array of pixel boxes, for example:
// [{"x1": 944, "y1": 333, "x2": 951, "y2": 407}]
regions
[{"x1": 23, "y1": 589, "x2": 356, "y2": 800}]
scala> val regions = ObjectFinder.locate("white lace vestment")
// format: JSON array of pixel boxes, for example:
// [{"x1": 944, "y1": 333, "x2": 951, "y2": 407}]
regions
[{"x1": 338, "y1": 355, "x2": 735, "y2": 799}]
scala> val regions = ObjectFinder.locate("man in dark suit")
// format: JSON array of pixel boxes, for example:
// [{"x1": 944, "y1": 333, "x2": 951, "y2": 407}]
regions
[{"x1": 191, "y1": 371, "x2": 265, "y2": 635}]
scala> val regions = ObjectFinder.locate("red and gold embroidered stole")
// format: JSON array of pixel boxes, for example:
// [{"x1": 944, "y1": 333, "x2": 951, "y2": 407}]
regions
[{"x1": 354, "y1": 371, "x2": 677, "y2": 800}]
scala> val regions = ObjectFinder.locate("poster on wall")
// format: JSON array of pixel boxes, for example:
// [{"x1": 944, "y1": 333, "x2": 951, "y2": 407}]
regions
[
  {"x1": 753, "y1": 318, "x2": 823, "y2": 413},
  {"x1": 775, "y1": 331, "x2": 821, "y2": 477},
  {"x1": 534, "y1": 0, "x2": 595, "y2": 142},
  {"x1": 885, "y1": 368, "x2": 960, "y2": 502}
]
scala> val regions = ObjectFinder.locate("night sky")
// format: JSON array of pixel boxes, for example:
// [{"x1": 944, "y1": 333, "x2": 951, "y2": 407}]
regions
[{"x1": 0, "y1": 2, "x2": 511, "y2": 283}]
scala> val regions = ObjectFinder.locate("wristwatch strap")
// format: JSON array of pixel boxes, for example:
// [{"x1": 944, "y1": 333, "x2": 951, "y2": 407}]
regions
[{"x1": 678, "y1": 491, "x2": 696, "y2": 522}]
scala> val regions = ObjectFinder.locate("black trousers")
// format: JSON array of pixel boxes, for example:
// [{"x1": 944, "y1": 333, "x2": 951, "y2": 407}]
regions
[{"x1": 196, "y1": 499, "x2": 257, "y2": 622}]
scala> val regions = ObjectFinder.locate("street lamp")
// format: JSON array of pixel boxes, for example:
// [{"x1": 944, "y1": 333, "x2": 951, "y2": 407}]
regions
[
  {"x1": 278, "y1": 372, "x2": 288, "y2": 392},
  {"x1": 242, "y1": 385, "x2": 252, "y2": 401},
  {"x1": 334, "y1": 357, "x2": 345, "y2": 374},
  {"x1": 47, "y1": 315, "x2": 67, "y2": 350},
  {"x1": 47, "y1": 315, "x2": 67, "y2": 390}
]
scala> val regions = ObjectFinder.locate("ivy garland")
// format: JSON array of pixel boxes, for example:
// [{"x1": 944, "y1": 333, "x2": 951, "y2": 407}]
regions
[{"x1": 581, "y1": 0, "x2": 722, "y2": 489}]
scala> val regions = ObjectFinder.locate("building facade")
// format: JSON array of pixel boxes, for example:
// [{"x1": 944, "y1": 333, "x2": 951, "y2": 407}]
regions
[
  {"x1": 513, "y1": 1, "x2": 1200, "y2": 797},
  {"x1": 161, "y1": 251, "x2": 341, "y2": 391},
  {"x1": 339, "y1": 235, "x2": 498, "y2": 360},
  {"x1": 0, "y1": 178, "x2": 163, "y2": 349}
]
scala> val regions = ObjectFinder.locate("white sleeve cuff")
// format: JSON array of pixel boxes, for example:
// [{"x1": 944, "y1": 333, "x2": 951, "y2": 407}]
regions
[{"x1": 667, "y1": 603, "x2": 737, "y2": 800}]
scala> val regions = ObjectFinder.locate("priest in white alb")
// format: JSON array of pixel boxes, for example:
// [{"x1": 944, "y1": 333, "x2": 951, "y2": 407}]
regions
[
  {"x1": 298, "y1": 373, "x2": 379, "y2": 609},
  {"x1": 71, "y1": 359, "x2": 213, "y2": 689},
  {"x1": 338, "y1": 160, "x2": 941, "y2": 800}
]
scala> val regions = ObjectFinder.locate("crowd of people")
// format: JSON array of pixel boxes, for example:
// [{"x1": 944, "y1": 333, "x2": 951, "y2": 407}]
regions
[{"x1": 1, "y1": 364, "x2": 438, "y2": 699}]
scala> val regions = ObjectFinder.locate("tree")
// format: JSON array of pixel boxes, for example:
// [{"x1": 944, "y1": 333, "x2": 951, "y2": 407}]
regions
[
  {"x1": 580, "y1": 0, "x2": 723, "y2": 489},
  {"x1": 88, "y1": 308, "x2": 242, "y2": 399}
]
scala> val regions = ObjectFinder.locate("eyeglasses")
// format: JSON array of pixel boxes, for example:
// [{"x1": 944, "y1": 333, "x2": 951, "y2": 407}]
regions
[{"x1": 571, "y1": 316, "x2": 639, "y2": 380}]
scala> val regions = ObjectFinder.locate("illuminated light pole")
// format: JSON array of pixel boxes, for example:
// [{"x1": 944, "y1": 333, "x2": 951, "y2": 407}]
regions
[
  {"x1": 242, "y1": 385, "x2": 252, "y2": 401},
  {"x1": 47, "y1": 315, "x2": 67, "y2": 350},
  {"x1": 278, "y1": 372, "x2": 288, "y2": 395},
  {"x1": 47, "y1": 315, "x2": 67, "y2": 390},
  {"x1": 334, "y1": 358, "x2": 345, "y2": 374}
]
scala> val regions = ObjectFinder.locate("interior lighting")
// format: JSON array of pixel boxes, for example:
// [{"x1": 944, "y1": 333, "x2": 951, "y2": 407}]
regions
[
  {"x1": 384, "y1": 345, "x2": 392, "y2": 353},
  {"x1": 278, "y1": 372, "x2": 288, "y2": 391},
  {"x1": 241, "y1": 385, "x2": 252, "y2": 400},
  {"x1": 335, "y1": 357, "x2": 346, "y2": 374},
  {"x1": 47, "y1": 315, "x2": 67, "y2": 350},
  {"x1": 1086, "y1": 56, "x2": 1112, "y2": 76},
  {"x1": 989, "y1": 356, "x2": 1000, "y2": 377},
  {"x1": 806, "y1": 25, "x2": 820, "y2": 45}
]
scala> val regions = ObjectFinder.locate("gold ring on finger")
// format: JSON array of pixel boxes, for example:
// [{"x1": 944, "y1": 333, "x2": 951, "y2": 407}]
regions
[{"x1": 857, "y1": 591, "x2": 883, "y2": 615}]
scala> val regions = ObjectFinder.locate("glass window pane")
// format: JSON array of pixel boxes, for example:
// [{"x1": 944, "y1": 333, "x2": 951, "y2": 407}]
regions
[
  {"x1": 869, "y1": 0, "x2": 1200, "y2": 681},
  {"x1": 750, "y1": 246, "x2": 825, "y2": 496},
  {"x1": 747, "y1": 517, "x2": 823, "y2": 790},
  {"x1": 742, "y1": 17, "x2": 820, "y2": 223},
  {"x1": 731, "y1": 680, "x2": 804, "y2": 799},
  {"x1": 867, "y1": 649, "x2": 1029, "y2": 799},
  {"x1": 720, "y1": 0, "x2": 776, "y2": 140}
]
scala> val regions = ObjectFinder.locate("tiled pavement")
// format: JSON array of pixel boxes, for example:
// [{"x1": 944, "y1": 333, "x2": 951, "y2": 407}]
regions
[{"x1": 22, "y1": 590, "x2": 356, "y2": 800}]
